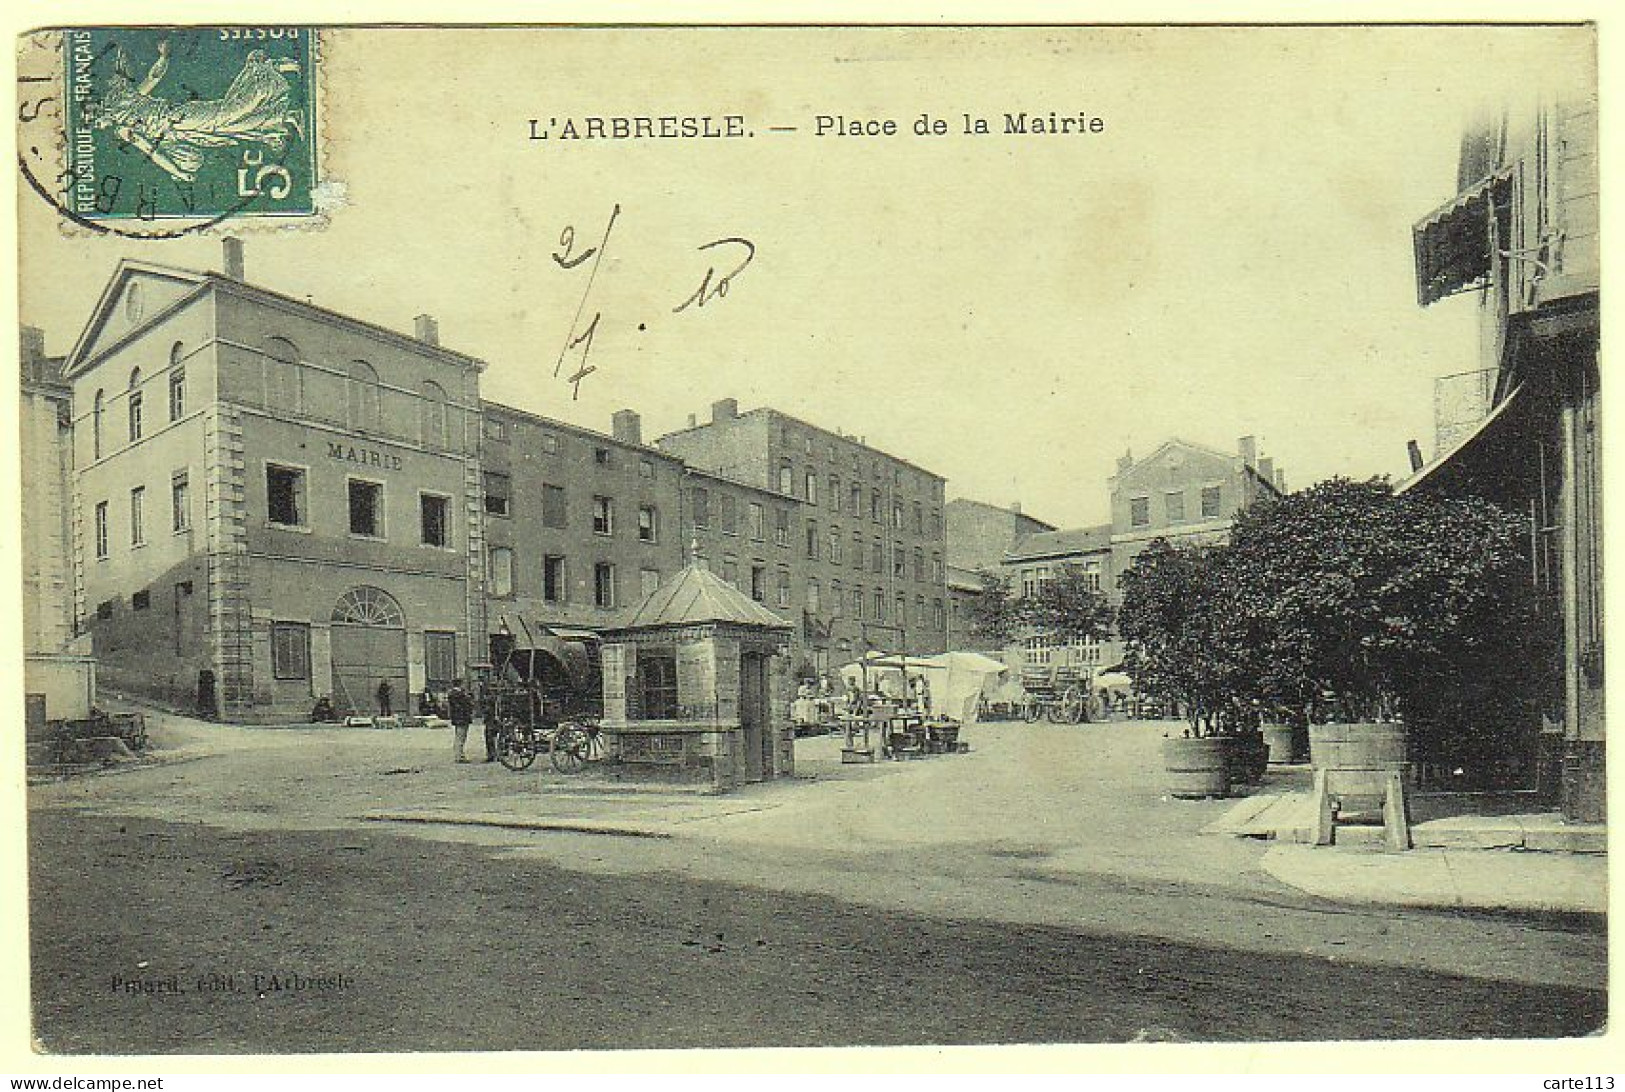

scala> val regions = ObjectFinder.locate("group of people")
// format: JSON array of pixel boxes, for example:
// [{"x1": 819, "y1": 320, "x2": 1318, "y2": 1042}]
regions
[{"x1": 791, "y1": 672, "x2": 935, "y2": 725}]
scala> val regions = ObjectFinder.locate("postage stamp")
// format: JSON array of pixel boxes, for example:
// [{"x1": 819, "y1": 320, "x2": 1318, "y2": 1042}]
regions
[{"x1": 56, "y1": 26, "x2": 318, "y2": 224}]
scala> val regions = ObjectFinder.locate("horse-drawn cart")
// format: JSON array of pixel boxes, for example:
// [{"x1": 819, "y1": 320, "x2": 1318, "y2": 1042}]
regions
[
  {"x1": 476, "y1": 621, "x2": 607, "y2": 774},
  {"x1": 1019, "y1": 665, "x2": 1097, "y2": 724}
]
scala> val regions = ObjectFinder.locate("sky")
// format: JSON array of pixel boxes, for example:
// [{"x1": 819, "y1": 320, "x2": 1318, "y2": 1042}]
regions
[{"x1": 17, "y1": 24, "x2": 1596, "y2": 529}]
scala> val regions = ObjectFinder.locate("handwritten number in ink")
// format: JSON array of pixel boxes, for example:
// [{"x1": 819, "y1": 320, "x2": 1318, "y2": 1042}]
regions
[
  {"x1": 674, "y1": 237, "x2": 756, "y2": 313},
  {"x1": 552, "y1": 204, "x2": 620, "y2": 398}
]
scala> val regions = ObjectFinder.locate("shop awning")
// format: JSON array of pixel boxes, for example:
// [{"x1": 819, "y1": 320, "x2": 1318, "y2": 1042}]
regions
[
  {"x1": 1397, "y1": 384, "x2": 1524, "y2": 495},
  {"x1": 1413, "y1": 169, "x2": 1512, "y2": 306}
]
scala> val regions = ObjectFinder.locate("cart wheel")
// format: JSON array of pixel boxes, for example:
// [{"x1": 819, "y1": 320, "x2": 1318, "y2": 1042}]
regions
[
  {"x1": 550, "y1": 723, "x2": 590, "y2": 774},
  {"x1": 1052, "y1": 687, "x2": 1085, "y2": 725},
  {"x1": 1022, "y1": 700, "x2": 1042, "y2": 723},
  {"x1": 496, "y1": 724, "x2": 537, "y2": 771}
]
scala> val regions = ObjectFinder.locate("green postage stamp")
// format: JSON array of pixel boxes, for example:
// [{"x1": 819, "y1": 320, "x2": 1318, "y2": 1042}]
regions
[{"x1": 58, "y1": 26, "x2": 318, "y2": 224}]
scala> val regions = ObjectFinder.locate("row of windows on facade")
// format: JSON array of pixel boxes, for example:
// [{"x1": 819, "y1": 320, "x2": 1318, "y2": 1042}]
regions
[
  {"x1": 483, "y1": 546, "x2": 653, "y2": 610},
  {"x1": 91, "y1": 472, "x2": 192, "y2": 558},
  {"x1": 484, "y1": 419, "x2": 657, "y2": 477},
  {"x1": 692, "y1": 487, "x2": 945, "y2": 580},
  {"x1": 774, "y1": 425, "x2": 942, "y2": 499},
  {"x1": 1019, "y1": 563, "x2": 1103, "y2": 598},
  {"x1": 88, "y1": 339, "x2": 463, "y2": 462},
  {"x1": 1022, "y1": 635, "x2": 1104, "y2": 667},
  {"x1": 747, "y1": 472, "x2": 943, "y2": 536},
  {"x1": 479, "y1": 471, "x2": 660, "y2": 541},
  {"x1": 1128, "y1": 486, "x2": 1224, "y2": 528}
]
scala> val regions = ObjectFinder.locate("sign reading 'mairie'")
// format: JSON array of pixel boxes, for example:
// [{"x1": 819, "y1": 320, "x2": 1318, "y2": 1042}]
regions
[{"x1": 327, "y1": 441, "x2": 402, "y2": 470}]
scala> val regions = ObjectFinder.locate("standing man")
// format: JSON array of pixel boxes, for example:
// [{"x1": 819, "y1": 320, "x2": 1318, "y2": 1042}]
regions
[
  {"x1": 447, "y1": 679, "x2": 474, "y2": 764},
  {"x1": 375, "y1": 678, "x2": 393, "y2": 717}
]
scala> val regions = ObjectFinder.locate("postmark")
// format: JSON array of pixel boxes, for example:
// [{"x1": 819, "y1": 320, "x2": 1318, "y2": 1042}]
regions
[{"x1": 20, "y1": 26, "x2": 322, "y2": 235}]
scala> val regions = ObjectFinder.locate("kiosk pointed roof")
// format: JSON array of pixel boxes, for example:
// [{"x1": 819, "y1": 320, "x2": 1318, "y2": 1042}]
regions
[{"x1": 616, "y1": 561, "x2": 793, "y2": 631}]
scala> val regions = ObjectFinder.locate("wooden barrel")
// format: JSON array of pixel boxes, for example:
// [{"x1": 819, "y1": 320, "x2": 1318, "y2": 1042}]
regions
[
  {"x1": 1163, "y1": 736, "x2": 1232, "y2": 799},
  {"x1": 1262, "y1": 723, "x2": 1299, "y2": 765},
  {"x1": 1309, "y1": 722, "x2": 1409, "y2": 811}
]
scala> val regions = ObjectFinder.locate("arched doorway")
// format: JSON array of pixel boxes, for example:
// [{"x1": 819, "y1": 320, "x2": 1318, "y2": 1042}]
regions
[{"x1": 330, "y1": 586, "x2": 408, "y2": 716}]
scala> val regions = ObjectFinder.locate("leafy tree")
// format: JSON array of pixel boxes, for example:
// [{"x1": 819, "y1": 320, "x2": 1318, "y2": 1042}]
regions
[
  {"x1": 1022, "y1": 562, "x2": 1114, "y2": 646},
  {"x1": 1117, "y1": 540, "x2": 1234, "y2": 735},
  {"x1": 965, "y1": 567, "x2": 1022, "y2": 646}
]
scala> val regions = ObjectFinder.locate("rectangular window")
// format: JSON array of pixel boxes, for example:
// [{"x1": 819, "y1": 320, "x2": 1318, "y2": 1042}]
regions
[
  {"x1": 420, "y1": 493, "x2": 450, "y2": 547},
  {"x1": 1165, "y1": 491, "x2": 1186, "y2": 523},
  {"x1": 750, "y1": 503, "x2": 765, "y2": 541},
  {"x1": 592, "y1": 495, "x2": 614, "y2": 536},
  {"x1": 595, "y1": 447, "x2": 611, "y2": 467},
  {"x1": 892, "y1": 503, "x2": 903, "y2": 529},
  {"x1": 851, "y1": 586, "x2": 864, "y2": 620},
  {"x1": 893, "y1": 542, "x2": 906, "y2": 578},
  {"x1": 850, "y1": 483, "x2": 861, "y2": 513},
  {"x1": 829, "y1": 526, "x2": 842, "y2": 563},
  {"x1": 132, "y1": 590, "x2": 150, "y2": 611},
  {"x1": 96, "y1": 599, "x2": 114, "y2": 620},
  {"x1": 933, "y1": 599, "x2": 945, "y2": 631},
  {"x1": 805, "y1": 472, "x2": 818, "y2": 505},
  {"x1": 1130, "y1": 496, "x2": 1150, "y2": 527},
  {"x1": 128, "y1": 392, "x2": 143, "y2": 443},
  {"x1": 482, "y1": 416, "x2": 507, "y2": 442},
  {"x1": 830, "y1": 579, "x2": 843, "y2": 617},
  {"x1": 720, "y1": 492, "x2": 738, "y2": 535},
  {"x1": 914, "y1": 504, "x2": 924, "y2": 535},
  {"x1": 806, "y1": 519, "x2": 819, "y2": 560},
  {"x1": 594, "y1": 562, "x2": 617, "y2": 608},
  {"x1": 807, "y1": 580, "x2": 822, "y2": 614},
  {"x1": 171, "y1": 472, "x2": 190, "y2": 533},
  {"x1": 777, "y1": 569, "x2": 792, "y2": 608},
  {"x1": 542, "y1": 484, "x2": 567, "y2": 529},
  {"x1": 640, "y1": 568, "x2": 661, "y2": 599},
  {"x1": 722, "y1": 556, "x2": 739, "y2": 587},
  {"x1": 932, "y1": 553, "x2": 944, "y2": 582},
  {"x1": 541, "y1": 433, "x2": 559, "y2": 454},
  {"x1": 168, "y1": 368, "x2": 185, "y2": 421},
  {"x1": 483, "y1": 471, "x2": 511, "y2": 517},
  {"x1": 636, "y1": 649, "x2": 679, "y2": 720},
  {"x1": 543, "y1": 555, "x2": 566, "y2": 603},
  {"x1": 130, "y1": 486, "x2": 145, "y2": 546},
  {"x1": 750, "y1": 565, "x2": 767, "y2": 603},
  {"x1": 266, "y1": 464, "x2": 307, "y2": 527},
  {"x1": 349, "y1": 479, "x2": 383, "y2": 538},
  {"x1": 692, "y1": 487, "x2": 711, "y2": 529},
  {"x1": 931, "y1": 509, "x2": 942, "y2": 537},
  {"x1": 913, "y1": 548, "x2": 924, "y2": 582},
  {"x1": 94, "y1": 501, "x2": 109, "y2": 559},
  {"x1": 488, "y1": 546, "x2": 514, "y2": 597},
  {"x1": 830, "y1": 476, "x2": 841, "y2": 513},
  {"x1": 871, "y1": 539, "x2": 883, "y2": 574},
  {"x1": 271, "y1": 622, "x2": 311, "y2": 681},
  {"x1": 778, "y1": 461, "x2": 794, "y2": 495},
  {"x1": 852, "y1": 531, "x2": 864, "y2": 570},
  {"x1": 425, "y1": 631, "x2": 457, "y2": 689},
  {"x1": 638, "y1": 505, "x2": 658, "y2": 543},
  {"x1": 1201, "y1": 485, "x2": 1223, "y2": 519},
  {"x1": 639, "y1": 458, "x2": 654, "y2": 480},
  {"x1": 873, "y1": 589, "x2": 885, "y2": 621},
  {"x1": 775, "y1": 508, "x2": 791, "y2": 548},
  {"x1": 871, "y1": 490, "x2": 882, "y2": 522}
]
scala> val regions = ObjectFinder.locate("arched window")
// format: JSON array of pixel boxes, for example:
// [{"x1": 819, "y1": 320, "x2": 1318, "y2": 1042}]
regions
[
  {"x1": 264, "y1": 336, "x2": 303, "y2": 414},
  {"x1": 347, "y1": 360, "x2": 380, "y2": 431},
  {"x1": 331, "y1": 586, "x2": 405, "y2": 627},
  {"x1": 127, "y1": 368, "x2": 143, "y2": 443},
  {"x1": 91, "y1": 389, "x2": 104, "y2": 460},
  {"x1": 168, "y1": 342, "x2": 186, "y2": 421},
  {"x1": 420, "y1": 380, "x2": 448, "y2": 448}
]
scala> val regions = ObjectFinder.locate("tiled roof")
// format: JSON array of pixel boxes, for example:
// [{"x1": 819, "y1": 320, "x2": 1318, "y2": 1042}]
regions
[
  {"x1": 1006, "y1": 523, "x2": 1113, "y2": 561},
  {"x1": 615, "y1": 562, "x2": 793, "y2": 631}
]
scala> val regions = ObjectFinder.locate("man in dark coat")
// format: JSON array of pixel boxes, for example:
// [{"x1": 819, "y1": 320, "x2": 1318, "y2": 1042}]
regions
[{"x1": 447, "y1": 680, "x2": 475, "y2": 764}]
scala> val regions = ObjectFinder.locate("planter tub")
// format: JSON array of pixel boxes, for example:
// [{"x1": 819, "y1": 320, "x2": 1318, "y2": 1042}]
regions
[
  {"x1": 1309, "y1": 722, "x2": 1410, "y2": 813},
  {"x1": 1163, "y1": 736, "x2": 1232, "y2": 799},
  {"x1": 1263, "y1": 723, "x2": 1305, "y2": 765}
]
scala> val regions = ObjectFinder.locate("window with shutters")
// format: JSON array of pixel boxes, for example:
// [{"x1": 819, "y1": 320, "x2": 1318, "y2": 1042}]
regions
[{"x1": 272, "y1": 623, "x2": 311, "y2": 680}]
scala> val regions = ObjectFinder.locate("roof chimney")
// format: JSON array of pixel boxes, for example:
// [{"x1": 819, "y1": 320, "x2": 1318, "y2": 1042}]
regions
[
  {"x1": 1115, "y1": 449, "x2": 1134, "y2": 475},
  {"x1": 1407, "y1": 439, "x2": 1424, "y2": 472},
  {"x1": 612, "y1": 409, "x2": 642, "y2": 446},
  {"x1": 1257, "y1": 456, "x2": 1275, "y2": 488},
  {"x1": 1010, "y1": 500, "x2": 1022, "y2": 516},
  {"x1": 1274, "y1": 468, "x2": 1287, "y2": 492},
  {"x1": 711, "y1": 398, "x2": 738, "y2": 424},
  {"x1": 687, "y1": 413, "x2": 698, "y2": 428},
  {"x1": 1237, "y1": 435, "x2": 1257, "y2": 468},
  {"x1": 414, "y1": 314, "x2": 440, "y2": 346},
  {"x1": 221, "y1": 237, "x2": 245, "y2": 281}
]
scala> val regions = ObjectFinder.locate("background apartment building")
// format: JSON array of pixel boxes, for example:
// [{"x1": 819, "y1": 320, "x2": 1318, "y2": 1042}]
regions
[
  {"x1": 658, "y1": 399, "x2": 950, "y2": 671},
  {"x1": 479, "y1": 404, "x2": 685, "y2": 646}
]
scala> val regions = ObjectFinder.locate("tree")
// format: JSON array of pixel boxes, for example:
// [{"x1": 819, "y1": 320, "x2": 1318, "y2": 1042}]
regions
[
  {"x1": 965, "y1": 567, "x2": 1022, "y2": 647},
  {"x1": 1117, "y1": 540, "x2": 1235, "y2": 735},
  {"x1": 1022, "y1": 562, "x2": 1114, "y2": 646}
]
